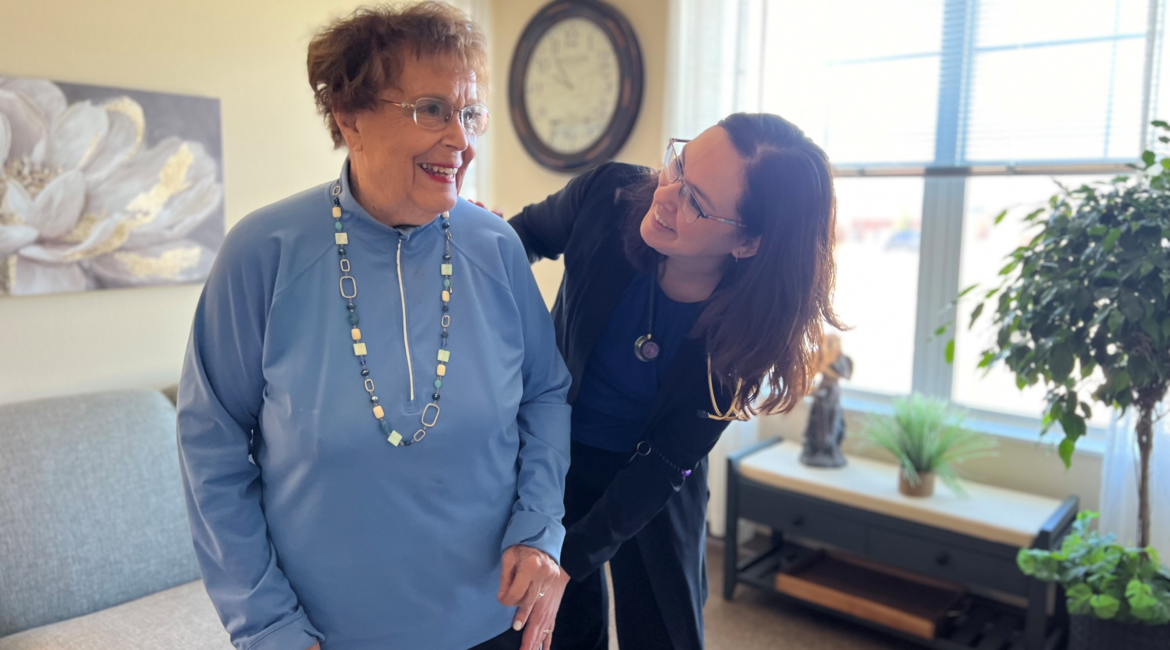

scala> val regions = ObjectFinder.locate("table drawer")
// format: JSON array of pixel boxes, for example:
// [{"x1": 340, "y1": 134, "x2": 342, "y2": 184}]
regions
[
  {"x1": 740, "y1": 484, "x2": 866, "y2": 554},
  {"x1": 868, "y1": 528, "x2": 1027, "y2": 596}
]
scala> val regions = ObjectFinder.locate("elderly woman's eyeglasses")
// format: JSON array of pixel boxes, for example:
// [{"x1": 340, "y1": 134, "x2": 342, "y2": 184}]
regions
[
  {"x1": 664, "y1": 139, "x2": 747, "y2": 228},
  {"x1": 381, "y1": 97, "x2": 490, "y2": 137}
]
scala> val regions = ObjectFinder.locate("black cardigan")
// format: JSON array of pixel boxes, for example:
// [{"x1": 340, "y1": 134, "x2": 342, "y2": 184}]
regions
[{"x1": 508, "y1": 162, "x2": 735, "y2": 580}]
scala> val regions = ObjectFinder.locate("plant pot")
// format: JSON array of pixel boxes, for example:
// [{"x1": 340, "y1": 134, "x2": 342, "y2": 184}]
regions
[
  {"x1": 1068, "y1": 615, "x2": 1170, "y2": 650},
  {"x1": 898, "y1": 470, "x2": 935, "y2": 497}
]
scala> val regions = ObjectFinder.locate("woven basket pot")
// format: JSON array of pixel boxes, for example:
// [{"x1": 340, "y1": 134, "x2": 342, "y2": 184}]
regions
[{"x1": 1068, "y1": 615, "x2": 1170, "y2": 650}]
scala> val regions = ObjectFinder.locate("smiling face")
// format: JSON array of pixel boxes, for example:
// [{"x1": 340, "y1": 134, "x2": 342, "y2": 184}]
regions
[
  {"x1": 639, "y1": 126, "x2": 759, "y2": 262},
  {"x1": 334, "y1": 53, "x2": 478, "y2": 226}
]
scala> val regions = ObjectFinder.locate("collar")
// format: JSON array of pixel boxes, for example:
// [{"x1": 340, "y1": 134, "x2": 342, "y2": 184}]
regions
[{"x1": 338, "y1": 158, "x2": 440, "y2": 242}]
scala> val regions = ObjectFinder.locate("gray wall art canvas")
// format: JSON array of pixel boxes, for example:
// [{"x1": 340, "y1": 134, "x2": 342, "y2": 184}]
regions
[{"x1": 0, "y1": 76, "x2": 224, "y2": 296}]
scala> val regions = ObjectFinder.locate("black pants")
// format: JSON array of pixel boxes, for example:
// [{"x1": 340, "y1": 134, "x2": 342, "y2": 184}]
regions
[
  {"x1": 470, "y1": 627, "x2": 522, "y2": 650},
  {"x1": 551, "y1": 442, "x2": 697, "y2": 650}
]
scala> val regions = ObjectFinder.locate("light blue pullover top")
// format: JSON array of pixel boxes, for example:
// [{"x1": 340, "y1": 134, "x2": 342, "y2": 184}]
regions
[{"x1": 177, "y1": 161, "x2": 572, "y2": 650}]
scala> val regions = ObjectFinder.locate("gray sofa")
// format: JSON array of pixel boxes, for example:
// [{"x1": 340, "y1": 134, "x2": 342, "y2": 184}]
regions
[{"x1": 0, "y1": 390, "x2": 233, "y2": 649}]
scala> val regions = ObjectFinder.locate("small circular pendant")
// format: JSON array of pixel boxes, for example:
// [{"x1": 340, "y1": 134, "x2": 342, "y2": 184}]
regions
[{"x1": 635, "y1": 335, "x2": 660, "y2": 362}]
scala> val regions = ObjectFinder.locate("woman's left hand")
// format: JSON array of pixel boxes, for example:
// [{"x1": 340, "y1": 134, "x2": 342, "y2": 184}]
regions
[
  {"x1": 519, "y1": 568, "x2": 569, "y2": 650},
  {"x1": 498, "y1": 545, "x2": 561, "y2": 645}
]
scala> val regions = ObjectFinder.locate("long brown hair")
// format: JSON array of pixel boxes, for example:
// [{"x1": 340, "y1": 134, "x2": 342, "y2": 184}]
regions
[{"x1": 620, "y1": 113, "x2": 843, "y2": 415}]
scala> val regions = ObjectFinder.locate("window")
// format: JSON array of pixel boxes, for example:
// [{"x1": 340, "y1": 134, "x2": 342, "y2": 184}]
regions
[
  {"x1": 953, "y1": 175, "x2": 1115, "y2": 427},
  {"x1": 669, "y1": 0, "x2": 1165, "y2": 434},
  {"x1": 831, "y1": 178, "x2": 924, "y2": 395}
]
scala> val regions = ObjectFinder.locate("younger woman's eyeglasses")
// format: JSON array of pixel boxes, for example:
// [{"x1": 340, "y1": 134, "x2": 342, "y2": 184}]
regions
[
  {"x1": 381, "y1": 97, "x2": 490, "y2": 137},
  {"x1": 664, "y1": 139, "x2": 747, "y2": 229}
]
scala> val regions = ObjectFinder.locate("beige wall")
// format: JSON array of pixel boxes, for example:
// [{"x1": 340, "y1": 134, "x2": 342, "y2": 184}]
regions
[
  {"x1": 0, "y1": 0, "x2": 1100, "y2": 511},
  {"x1": 0, "y1": 0, "x2": 356, "y2": 405},
  {"x1": 486, "y1": 0, "x2": 668, "y2": 302}
]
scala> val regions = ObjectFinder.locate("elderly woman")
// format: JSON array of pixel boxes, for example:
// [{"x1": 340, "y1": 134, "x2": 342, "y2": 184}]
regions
[{"x1": 176, "y1": 4, "x2": 570, "y2": 650}]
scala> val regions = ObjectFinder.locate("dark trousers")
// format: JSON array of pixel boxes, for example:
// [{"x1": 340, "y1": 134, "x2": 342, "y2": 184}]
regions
[
  {"x1": 551, "y1": 442, "x2": 707, "y2": 650},
  {"x1": 470, "y1": 627, "x2": 522, "y2": 650}
]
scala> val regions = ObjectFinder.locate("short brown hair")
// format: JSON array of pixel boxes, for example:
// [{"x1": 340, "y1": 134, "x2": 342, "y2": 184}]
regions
[{"x1": 307, "y1": 2, "x2": 488, "y2": 148}]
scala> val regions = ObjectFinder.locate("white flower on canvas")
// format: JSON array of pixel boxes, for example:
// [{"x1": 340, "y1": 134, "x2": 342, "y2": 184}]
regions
[{"x1": 0, "y1": 77, "x2": 222, "y2": 296}]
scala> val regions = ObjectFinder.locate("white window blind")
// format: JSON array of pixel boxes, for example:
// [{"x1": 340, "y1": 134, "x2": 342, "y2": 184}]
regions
[
  {"x1": 758, "y1": 0, "x2": 946, "y2": 166},
  {"x1": 962, "y1": 0, "x2": 1153, "y2": 164}
]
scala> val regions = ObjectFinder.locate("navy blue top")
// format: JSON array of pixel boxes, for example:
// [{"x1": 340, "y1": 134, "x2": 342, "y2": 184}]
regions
[{"x1": 571, "y1": 271, "x2": 708, "y2": 454}]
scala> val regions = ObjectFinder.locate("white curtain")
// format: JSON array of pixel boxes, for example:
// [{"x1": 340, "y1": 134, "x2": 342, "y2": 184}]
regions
[
  {"x1": 1099, "y1": 403, "x2": 1170, "y2": 558},
  {"x1": 662, "y1": 0, "x2": 766, "y2": 143}
]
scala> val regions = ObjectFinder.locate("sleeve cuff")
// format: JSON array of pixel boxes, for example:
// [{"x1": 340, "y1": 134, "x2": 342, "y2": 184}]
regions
[
  {"x1": 242, "y1": 610, "x2": 322, "y2": 650},
  {"x1": 502, "y1": 510, "x2": 565, "y2": 564}
]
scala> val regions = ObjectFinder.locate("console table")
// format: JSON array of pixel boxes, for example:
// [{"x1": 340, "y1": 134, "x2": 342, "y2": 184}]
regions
[{"x1": 724, "y1": 438, "x2": 1078, "y2": 650}]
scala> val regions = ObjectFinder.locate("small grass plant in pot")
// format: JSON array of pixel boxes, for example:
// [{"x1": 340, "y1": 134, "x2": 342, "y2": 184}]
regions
[
  {"x1": 858, "y1": 394, "x2": 997, "y2": 498},
  {"x1": 942, "y1": 122, "x2": 1170, "y2": 648}
]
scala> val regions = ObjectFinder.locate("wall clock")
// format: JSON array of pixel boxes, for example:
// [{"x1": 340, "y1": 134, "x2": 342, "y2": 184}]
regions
[{"x1": 508, "y1": 0, "x2": 643, "y2": 172}]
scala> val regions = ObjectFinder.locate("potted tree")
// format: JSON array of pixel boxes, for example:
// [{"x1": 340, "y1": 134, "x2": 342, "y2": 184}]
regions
[
  {"x1": 949, "y1": 122, "x2": 1170, "y2": 648},
  {"x1": 857, "y1": 394, "x2": 997, "y2": 497}
]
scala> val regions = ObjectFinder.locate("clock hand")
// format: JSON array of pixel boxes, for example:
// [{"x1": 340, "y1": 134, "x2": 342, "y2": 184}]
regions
[{"x1": 554, "y1": 58, "x2": 576, "y2": 91}]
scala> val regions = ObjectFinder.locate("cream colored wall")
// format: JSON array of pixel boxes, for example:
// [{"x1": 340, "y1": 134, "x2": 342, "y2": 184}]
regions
[
  {"x1": 0, "y1": 0, "x2": 356, "y2": 405},
  {"x1": 486, "y1": 0, "x2": 668, "y2": 303}
]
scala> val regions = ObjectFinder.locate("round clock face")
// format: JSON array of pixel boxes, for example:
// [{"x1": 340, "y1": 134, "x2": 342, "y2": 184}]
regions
[{"x1": 523, "y1": 17, "x2": 621, "y2": 155}]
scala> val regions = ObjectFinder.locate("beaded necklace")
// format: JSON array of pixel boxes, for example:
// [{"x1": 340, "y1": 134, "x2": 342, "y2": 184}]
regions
[{"x1": 331, "y1": 181, "x2": 453, "y2": 447}]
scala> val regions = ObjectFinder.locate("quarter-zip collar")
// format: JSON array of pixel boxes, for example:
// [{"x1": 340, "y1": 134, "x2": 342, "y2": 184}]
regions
[
  {"x1": 338, "y1": 158, "x2": 443, "y2": 243},
  {"x1": 336, "y1": 158, "x2": 449, "y2": 405}
]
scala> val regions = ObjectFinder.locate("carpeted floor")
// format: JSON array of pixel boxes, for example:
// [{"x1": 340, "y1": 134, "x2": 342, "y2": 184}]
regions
[{"x1": 604, "y1": 538, "x2": 918, "y2": 650}]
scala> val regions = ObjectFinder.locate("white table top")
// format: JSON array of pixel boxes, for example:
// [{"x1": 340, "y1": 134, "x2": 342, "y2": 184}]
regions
[{"x1": 739, "y1": 442, "x2": 1065, "y2": 548}]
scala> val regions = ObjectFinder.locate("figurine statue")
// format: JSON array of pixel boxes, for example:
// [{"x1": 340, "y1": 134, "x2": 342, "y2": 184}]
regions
[{"x1": 800, "y1": 333, "x2": 853, "y2": 468}]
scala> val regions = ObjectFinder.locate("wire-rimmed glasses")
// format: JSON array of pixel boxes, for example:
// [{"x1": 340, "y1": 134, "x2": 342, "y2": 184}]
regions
[
  {"x1": 381, "y1": 97, "x2": 490, "y2": 137},
  {"x1": 664, "y1": 138, "x2": 747, "y2": 228}
]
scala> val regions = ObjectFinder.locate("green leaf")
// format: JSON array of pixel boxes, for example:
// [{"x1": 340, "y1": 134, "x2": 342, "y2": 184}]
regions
[
  {"x1": 1091, "y1": 593, "x2": 1121, "y2": 619},
  {"x1": 957, "y1": 284, "x2": 979, "y2": 299},
  {"x1": 945, "y1": 339, "x2": 955, "y2": 364},
  {"x1": 999, "y1": 259, "x2": 1019, "y2": 276},
  {"x1": 1051, "y1": 343, "x2": 1075, "y2": 383},
  {"x1": 1152, "y1": 120, "x2": 1170, "y2": 128},
  {"x1": 1062, "y1": 413, "x2": 1087, "y2": 439},
  {"x1": 1104, "y1": 227, "x2": 1124, "y2": 251},
  {"x1": 1143, "y1": 151, "x2": 1157, "y2": 168},
  {"x1": 1127, "y1": 579, "x2": 1157, "y2": 610},
  {"x1": 1068, "y1": 583, "x2": 1094, "y2": 615},
  {"x1": 969, "y1": 303, "x2": 985, "y2": 329},
  {"x1": 993, "y1": 209, "x2": 1008, "y2": 225},
  {"x1": 1059, "y1": 437, "x2": 1077, "y2": 468},
  {"x1": 1120, "y1": 293, "x2": 1145, "y2": 322},
  {"x1": 1111, "y1": 370, "x2": 1132, "y2": 394},
  {"x1": 1109, "y1": 309, "x2": 1126, "y2": 332}
]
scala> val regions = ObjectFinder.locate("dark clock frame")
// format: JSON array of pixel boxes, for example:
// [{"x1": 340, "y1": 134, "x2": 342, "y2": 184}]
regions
[{"x1": 508, "y1": 0, "x2": 644, "y2": 172}]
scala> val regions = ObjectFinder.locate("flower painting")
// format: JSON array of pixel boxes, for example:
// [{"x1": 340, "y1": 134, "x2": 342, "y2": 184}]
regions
[{"x1": 0, "y1": 76, "x2": 224, "y2": 296}]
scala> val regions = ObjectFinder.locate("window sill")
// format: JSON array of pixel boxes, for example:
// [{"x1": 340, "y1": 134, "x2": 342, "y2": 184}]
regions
[{"x1": 838, "y1": 388, "x2": 1107, "y2": 458}]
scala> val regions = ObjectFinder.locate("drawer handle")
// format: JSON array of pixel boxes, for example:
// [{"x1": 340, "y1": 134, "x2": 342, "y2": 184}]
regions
[
  {"x1": 935, "y1": 553, "x2": 951, "y2": 567},
  {"x1": 791, "y1": 516, "x2": 805, "y2": 527}
]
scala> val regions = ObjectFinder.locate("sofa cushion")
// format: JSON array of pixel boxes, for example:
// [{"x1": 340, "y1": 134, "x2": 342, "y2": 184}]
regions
[
  {"x1": 0, "y1": 580, "x2": 231, "y2": 650},
  {"x1": 0, "y1": 390, "x2": 202, "y2": 637}
]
